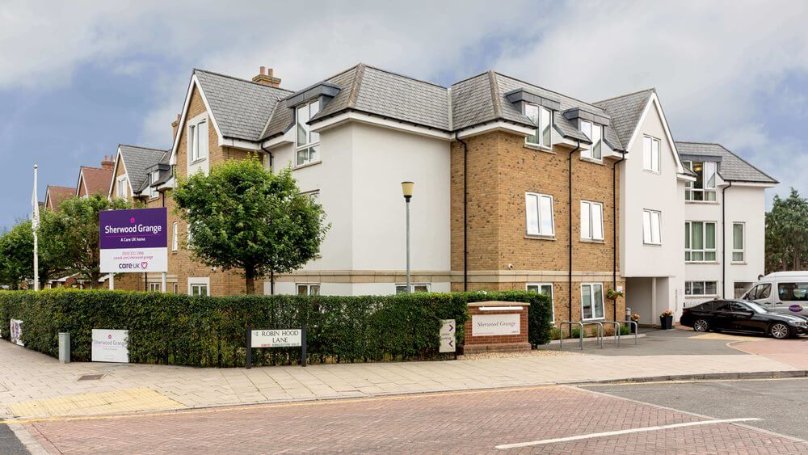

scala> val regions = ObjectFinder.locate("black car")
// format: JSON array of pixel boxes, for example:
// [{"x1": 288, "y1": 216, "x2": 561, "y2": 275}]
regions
[{"x1": 680, "y1": 299, "x2": 808, "y2": 339}]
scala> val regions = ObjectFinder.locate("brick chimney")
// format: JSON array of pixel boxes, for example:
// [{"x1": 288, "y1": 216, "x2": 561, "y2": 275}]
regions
[
  {"x1": 171, "y1": 113, "x2": 180, "y2": 141},
  {"x1": 101, "y1": 155, "x2": 114, "y2": 170},
  {"x1": 252, "y1": 66, "x2": 282, "y2": 88}
]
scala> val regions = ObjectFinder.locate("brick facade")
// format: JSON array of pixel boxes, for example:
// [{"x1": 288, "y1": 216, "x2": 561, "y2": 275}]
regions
[{"x1": 451, "y1": 130, "x2": 625, "y2": 328}]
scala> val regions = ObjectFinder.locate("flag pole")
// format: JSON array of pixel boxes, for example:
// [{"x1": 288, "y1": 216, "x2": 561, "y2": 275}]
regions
[{"x1": 33, "y1": 164, "x2": 39, "y2": 291}]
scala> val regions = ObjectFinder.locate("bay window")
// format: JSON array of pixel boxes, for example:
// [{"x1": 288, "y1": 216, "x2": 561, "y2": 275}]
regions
[
  {"x1": 581, "y1": 201, "x2": 604, "y2": 241},
  {"x1": 296, "y1": 99, "x2": 320, "y2": 166},
  {"x1": 525, "y1": 193, "x2": 555, "y2": 237},
  {"x1": 685, "y1": 221, "x2": 716, "y2": 262}
]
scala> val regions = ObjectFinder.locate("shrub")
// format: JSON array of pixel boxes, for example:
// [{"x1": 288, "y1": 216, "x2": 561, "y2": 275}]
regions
[{"x1": 0, "y1": 289, "x2": 551, "y2": 367}]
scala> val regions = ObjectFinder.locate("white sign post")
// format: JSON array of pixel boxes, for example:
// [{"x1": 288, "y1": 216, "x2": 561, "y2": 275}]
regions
[
  {"x1": 471, "y1": 314, "x2": 521, "y2": 336},
  {"x1": 439, "y1": 319, "x2": 456, "y2": 354},
  {"x1": 91, "y1": 329, "x2": 129, "y2": 363}
]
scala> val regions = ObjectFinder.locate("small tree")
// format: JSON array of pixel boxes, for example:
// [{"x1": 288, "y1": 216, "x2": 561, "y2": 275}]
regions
[
  {"x1": 54, "y1": 195, "x2": 130, "y2": 288},
  {"x1": 766, "y1": 188, "x2": 808, "y2": 273},
  {"x1": 174, "y1": 157, "x2": 328, "y2": 294},
  {"x1": 0, "y1": 211, "x2": 68, "y2": 289}
]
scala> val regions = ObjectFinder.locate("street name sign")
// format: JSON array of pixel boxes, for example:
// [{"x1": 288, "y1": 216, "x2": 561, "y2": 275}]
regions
[{"x1": 251, "y1": 329, "x2": 302, "y2": 348}]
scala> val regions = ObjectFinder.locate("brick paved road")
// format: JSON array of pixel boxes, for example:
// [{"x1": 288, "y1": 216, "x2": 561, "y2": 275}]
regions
[{"x1": 22, "y1": 386, "x2": 808, "y2": 454}]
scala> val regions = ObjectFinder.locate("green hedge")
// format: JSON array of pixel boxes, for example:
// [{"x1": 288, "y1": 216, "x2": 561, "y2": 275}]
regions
[{"x1": 0, "y1": 289, "x2": 551, "y2": 367}]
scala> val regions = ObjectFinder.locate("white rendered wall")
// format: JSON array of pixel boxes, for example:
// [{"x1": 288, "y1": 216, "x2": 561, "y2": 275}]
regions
[{"x1": 723, "y1": 185, "x2": 767, "y2": 297}]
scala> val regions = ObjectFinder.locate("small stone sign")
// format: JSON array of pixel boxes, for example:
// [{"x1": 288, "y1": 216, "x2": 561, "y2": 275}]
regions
[
  {"x1": 471, "y1": 313, "x2": 520, "y2": 336},
  {"x1": 251, "y1": 329, "x2": 302, "y2": 348},
  {"x1": 439, "y1": 319, "x2": 456, "y2": 353},
  {"x1": 91, "y1": 329, "x2": 129, "y2": 363}
]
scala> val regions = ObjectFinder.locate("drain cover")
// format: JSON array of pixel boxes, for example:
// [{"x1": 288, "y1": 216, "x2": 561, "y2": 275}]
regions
[{"x1": 78, "y1": 374, "x2": 104, "y2": 381}]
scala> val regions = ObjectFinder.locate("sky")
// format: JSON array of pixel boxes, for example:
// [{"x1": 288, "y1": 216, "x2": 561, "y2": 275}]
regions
[{"x1": 1, "y1": 0, "x2": 807, "y2": 229}]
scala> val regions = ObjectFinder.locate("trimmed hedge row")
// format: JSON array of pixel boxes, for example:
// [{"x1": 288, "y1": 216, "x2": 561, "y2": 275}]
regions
[{"x1": 0, "y1": 290, "x2": 551, "y2": 367}]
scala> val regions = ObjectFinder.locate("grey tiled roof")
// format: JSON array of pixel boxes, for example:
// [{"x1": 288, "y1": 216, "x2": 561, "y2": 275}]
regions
[
  {"x1": 195, "y1": 69, "x2": 292, "y2": 141},
  {"x1": 118, "y1": 145, "x2": 167, "y2": 195},
  {"x1": 594, "y1": 89, "x2": 655, "y2": 147},
  {"x1": 675, "y1": 142, "x2": 778, "y2": 184}
]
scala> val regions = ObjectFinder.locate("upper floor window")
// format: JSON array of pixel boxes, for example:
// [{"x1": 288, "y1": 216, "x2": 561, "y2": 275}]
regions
[
  {"x1": 148, "y1": 170, "x2": 160, "y2": 199},
  {"x1": 188, "y1": 118, "x2": 208, "y2": 163},
  {"x1": 172, "y1": 222, "x2": 179, "y2": 252},
  {"x1": 580, "y1": 121, "x2": 602, "y2": 161},
  {"x1": 642, "y1": 209, "x2": 661, "y2": 245},
  {"x1": 684, "y1": 161, "x2": 717, "y2": 201},
  {"x1": 732, "y1": 222, "x2": 745, "y2": 262},
  {"x1": 581, "y1": 201, "x2": 604, "y2": 241},
  {"x1": 116, "y1": 176, "x2": 129, "y2": 199},
  {"x1": 296, "y1": 99, "x2": 320, "y2": 166},
  {"x1": 525, "y1": 192, "x2": 554, "y2": 237},
  {"x1": 643, "y1": 136, "x2": 661, "y2": 172},
  {"x1": 524, "y1": 104, "x2": 552, "y2": 148},
  {"x1": 685, "y1": 221, "x2": 716, "y2": 262}
]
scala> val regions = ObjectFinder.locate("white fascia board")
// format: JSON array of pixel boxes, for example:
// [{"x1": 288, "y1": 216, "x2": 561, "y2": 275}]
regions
[
  {"x1": 157, "y1": 177, "x2": 176, "y2": 191},
  {"x1": 262, "y1": 128, "x2": 294, "y2": 149},
  {"x1": 220, "y1": 137, "x2": 261, "y2": 150},
  {"x1": 169, "y1": 74, "x2": 225, "y2": 165},
  {"x1": 107, "y1": 148, "x2": 122, "y2": 200},
  {"x1": 723, "y1": 181, "x2": 777, "y2": 188},
  {"x1": 625, "y1": 93, "x2": 685, "y2": 174},
  {"x1": 456, "y1": 121, "x2": 534, "y2": 139},
  {"x1": 312, "y1": 111, "x2": 452, "y2": 140}
]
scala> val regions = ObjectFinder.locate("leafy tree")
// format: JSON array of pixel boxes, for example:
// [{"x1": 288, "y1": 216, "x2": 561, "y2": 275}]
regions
[
  {"x1": 174, "y1": 157, "x2": 328, "y2": 294},
  {"x1": 53, "y1": 195, "x2": 129, "y2": 288},
  {"x1": 765, "y1": 188, "x2": 808, "y2": 272},
  {"x1": 0, "y1": 210, "x2": 68, "y2": 289}
]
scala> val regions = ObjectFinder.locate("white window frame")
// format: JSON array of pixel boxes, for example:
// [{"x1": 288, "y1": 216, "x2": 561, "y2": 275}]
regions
[
  {"x1": 148, "y1": 282, "x2": 161, "y2": 293},
  {"x1": 295, "y1": 99, "x2": 321, "y2": 167},
  {"x1": 172, "y1": 222, "x2": 178, "y2": 251},
  {"x1": 116, "y1": 176, "x2": 129, "y2": 199},
  {"x1": 296, "y1": 283, "x2": 321, "y2": 296},
  {"x1": 527, "y1": 283, "x2": 554, "y2": 323},
  {"x1": 395, "y1": 283, "x2": 430, "y2": 294},
  {"x1": 188, "y1": 277, "x2": 210, "y2": 297},
  {"x1": 684, "y1": 161, "x2": 717, "y2": 201},
  {"x1": 642, "y1": 209, "x2": 662, "y2": 245},
  {"x1": 685, "y1": 281, "x2": 718, "y2": 297},
  {"x1": 643, "y1": 136, "x2": 661, "y2": 173},
  {"x1": 524, "y1": 103, "x2": 553, "y2": 148},
  {"x1": 732, "y1": 222, "x2": 745, "y2": 262},
  {"x1": 580, "y1": 201, "x2": 604, "y2": 241},
  {"x1": 581, "y1": 283, "x2": 605, "y2": 321},
  {"x1": 148, "y1": 170, "x2": 160, "y2": 199},
  {"x1": 525, "y1": 192, "x2": 555, "y2": 237},
  {"x1": 580, "y1": 121, "x2": 602, "y2": 161},
  {"x1": 685, "y1": 221, "x2": 717, "y2": 262}
]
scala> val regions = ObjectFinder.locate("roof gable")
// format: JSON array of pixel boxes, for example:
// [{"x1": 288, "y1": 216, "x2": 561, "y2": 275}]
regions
[
  {"x1": 594, "y1": 89, "x2": 654, "y2": 147},
  {"x1": 45, "y1": 185, "x2": 73, "y2": 210},
  {"x1": 117, "y1": 145, "x2": 167, "y2": 196},
  {"x1": 77, "y1": 166, "x2": 113, "y2": 197}
]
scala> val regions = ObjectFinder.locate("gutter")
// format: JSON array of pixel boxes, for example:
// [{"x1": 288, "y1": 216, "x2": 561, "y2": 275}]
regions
[
  {"x1": 613, "y1": 150, "x2": 627, "y2": 320},
  {"x1": 721, "y1": 181, "x2": 732, "y2": 298},
  {"x1": 568, "y1": 140, "x2": 582, "y2": 324},
  {"x1": 260, "y1": 143, "x2": 275, "y2": 172}
]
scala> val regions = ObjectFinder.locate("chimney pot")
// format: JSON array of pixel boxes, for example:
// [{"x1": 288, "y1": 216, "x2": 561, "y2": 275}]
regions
[
  {"x1": 259, "y1": 66, "x2": 266, "y2": 75},
  {"x1": 252, "y1": 67, "x2": 282, "y2": 88}
]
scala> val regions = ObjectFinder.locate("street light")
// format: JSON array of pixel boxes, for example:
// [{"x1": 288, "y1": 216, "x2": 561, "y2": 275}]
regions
[{"x1": 401, "y1": 181, "x2": 414, "y2": 293}]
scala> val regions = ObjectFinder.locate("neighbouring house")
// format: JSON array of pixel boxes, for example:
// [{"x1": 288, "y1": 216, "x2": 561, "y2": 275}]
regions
[
  {"x1": 76, "y1": 156, "x2": 115, "y2": 197},
  {"x1": 43, "y1": 185, "x2": 74, "y2": 210},
  {"x1": 675, "y1": 142, "x2": 777, "y2": 306}
]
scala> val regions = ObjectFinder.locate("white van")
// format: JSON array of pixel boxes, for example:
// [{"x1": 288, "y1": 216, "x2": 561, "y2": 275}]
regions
[{"x1": 742, "y1": 272, "x2": 808, "y2": 318}]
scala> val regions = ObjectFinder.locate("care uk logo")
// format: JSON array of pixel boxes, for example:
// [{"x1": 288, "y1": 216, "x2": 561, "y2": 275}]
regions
[{"x1": 118, "y1": 260, "x2": 150, "y2": 270}]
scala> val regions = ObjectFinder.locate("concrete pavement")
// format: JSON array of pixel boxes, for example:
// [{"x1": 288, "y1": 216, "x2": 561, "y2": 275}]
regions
[{"x1": 0, "y1": 329, "x2": 803, "y2": 422}]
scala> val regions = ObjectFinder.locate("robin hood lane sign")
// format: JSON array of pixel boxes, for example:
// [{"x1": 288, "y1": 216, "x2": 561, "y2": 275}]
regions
[{"x1": 100, "y1": 208, "x2": 168, "y2": 273}]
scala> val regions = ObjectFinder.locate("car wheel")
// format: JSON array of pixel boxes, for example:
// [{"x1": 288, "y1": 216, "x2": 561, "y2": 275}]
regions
[
  {"x1": 769, "y1": 322, "x2": 791, "y2": 339},
  {"x1": 693, "y1": 319, "x2": 710, "y2": 332}
]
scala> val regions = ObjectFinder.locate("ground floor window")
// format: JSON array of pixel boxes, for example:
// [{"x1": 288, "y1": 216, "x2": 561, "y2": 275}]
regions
[
  {"x1": 581, "y1": 283, "x2": 604, "y2": 320},
  {"x1": 685, "y1": 281, "x2": 718, "y2": 297},
  {"x1": 148, "y1": 282, "x2": 161, "y2": 293},
  {"x1": 189, "y1": 277, "x2": 209, "y2": 297},
  {"x1": 396, "y1": 284, "x2": 430, "y2": 294},
  {"x1": 527, "y1": 283, "x2": 554, "y2": 323},
  {"x1": 297, "y1": 283, "x2": 321, "y2": 296},
  {"x1": 734, "y1": 282, "x2": 752, "y2": 298}
]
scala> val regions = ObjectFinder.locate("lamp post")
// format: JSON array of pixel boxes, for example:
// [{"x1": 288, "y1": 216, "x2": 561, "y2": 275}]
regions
[{"x1": 401, "y1": 181, "x2": 414, "y2": 293}]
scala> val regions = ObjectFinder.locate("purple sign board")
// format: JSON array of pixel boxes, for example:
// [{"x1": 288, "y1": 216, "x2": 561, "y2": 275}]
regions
[{"x1": 99, "y1": 208, "x2": 168, "y2": 273}]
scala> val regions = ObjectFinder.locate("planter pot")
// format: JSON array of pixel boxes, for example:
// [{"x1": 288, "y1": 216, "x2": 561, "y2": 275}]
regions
[{"x1": 660, "y1": 315, "x2": 673, "y2": 330}]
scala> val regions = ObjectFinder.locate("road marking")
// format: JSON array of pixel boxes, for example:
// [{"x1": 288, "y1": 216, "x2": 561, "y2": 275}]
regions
[{"x1": 495, "y1": 418, "x2": 761, "y2": 450}]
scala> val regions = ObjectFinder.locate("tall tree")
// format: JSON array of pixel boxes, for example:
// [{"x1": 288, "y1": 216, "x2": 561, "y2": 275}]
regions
[
  {"x1": 174, "y1": 157, "x2": 328, "y2": 294},
  {"x1": 54, "y1": 195, "x2": 129, "y2": 288},
  {"x1": 765, "y1": 188, "x2": 808, "y2": 272},
  {"x1": 0, "y1": 210, "x2": 68, "y2": 289}
]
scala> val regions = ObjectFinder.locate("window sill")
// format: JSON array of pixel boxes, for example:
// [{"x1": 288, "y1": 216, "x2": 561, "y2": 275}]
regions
[
  {"x1": 643, "y1": 242, "x2": 662, "y2": 247},
  {"x1": 685, "y1": 261, "x2": 719, "y2": 264},
  {"x1": 190, "y1": 158, "x2": 207, "y2": 165},
  {"x1": 643, "y1": 169, "x2": 662, "y2": 175},
  {"x1": 580, "y1": 157, "x2": 604, "y2": 165},
  {"x1": 582, "y1": 318, "x2": 606, "y2": 322},
  {"x1": 731, "y1": 261, "x2": 747, "y2": 265},
  {"x1": 685, "y1": 295, "x2": 718, "y2": 299},
  {"x1": 525, "y1": 234, "x2": 556, "y2": 241},
  {"x1": 580, "y1": 238, "x2": 605, "y2": 244},
  {"x1": 524, "y1": 143, "x2": 554, "y2": 154},
  {"x1": 294, "y1": 160, "x2": 322, "y2": 171},
  {"x1": 685, "y1": 200, "x2": 719, "y2": 205}
]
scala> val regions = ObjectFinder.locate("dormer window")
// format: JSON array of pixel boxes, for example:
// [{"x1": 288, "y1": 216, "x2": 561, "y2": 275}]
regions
[
  {"x1": 147, "y1": 170, "x2": 160, "y2": 199},
  {"x1": 296, "y1": 99, "x2": 320, "y2": 166},
  {"x1": 580, "y1": 121, "x2": 602, "y2": 161},
  {"x1": 684, "y1": 160, "x2": 717, "y2": 201},
  {"x1": 525, "y1": 103, "x2": 552, "y2": 148}
]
